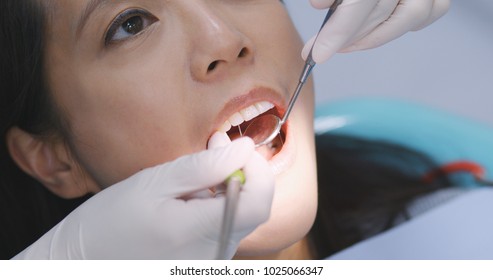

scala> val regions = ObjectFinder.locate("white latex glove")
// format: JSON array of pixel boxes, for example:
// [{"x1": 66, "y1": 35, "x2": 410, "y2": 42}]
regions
[
  {"x1": 14, "y1": 132, "x2": 274, "y2": 259},
  {"x1": 303, "y1": 0, "x2": 451, "y2": 63}
]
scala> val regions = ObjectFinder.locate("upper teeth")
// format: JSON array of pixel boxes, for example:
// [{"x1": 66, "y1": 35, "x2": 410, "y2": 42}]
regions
[{"x1": 218, "y1": 101, "x2": 275, "y2": 132}]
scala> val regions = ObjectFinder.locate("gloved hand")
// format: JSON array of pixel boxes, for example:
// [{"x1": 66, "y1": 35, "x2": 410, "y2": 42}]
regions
[
  {"x1": 303, "y1": 0, "x2": 451, "y2": 63},
  {"x1": 14, "y1": 132, "x2": 274, "y2": 259}
]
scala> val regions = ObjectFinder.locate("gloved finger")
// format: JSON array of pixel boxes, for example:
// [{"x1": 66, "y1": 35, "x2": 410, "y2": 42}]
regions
[
  {"x1": 187, "y1": 152, "x2": 275, "y2": 258},
  {"x1": 301, "y1": 36, "x2": 316, "y2": 60},
  {"x1": 412, "y1": 0, "x2": 450, "y2": 31},
  {"x1": 339, "y1": 0, "x2": 400, "y2": 49},
  {"x1": 181, "y1": 132, "x2": 231, "y2": 199},
  {"x1": 207, "y1": 131, "x2": 232, "y2": 149},
  {"x1": 162, "y1": 153, "x2": 274, "y2": 259},
  {"x1": 341, "y1": 0, "x2": 434, "y2": 52},
  {"x1": 138, "y1": 137, "x2": 255, "y2": 197},
  {"x1": 144, "y1": 196, "x2": 228, "y2": 259},
  {"x1": 309, "y1": 0, "x2": 336, "y2": 9},
  {"x1": 303, "y1": 0, "x2": 379, "y2": 63},
  {"x1": 171, "y1": 194, "x2": 243, "y2": 260},
  {"x1": 206, "y1": 131, "x2": 233, "y2": 197},
  {"x1": 233, "y1": 152, "x2": 275, "y2": 234}
]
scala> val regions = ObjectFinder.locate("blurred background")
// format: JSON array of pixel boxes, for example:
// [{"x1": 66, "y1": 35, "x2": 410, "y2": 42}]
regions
[{"x1": 286, "y1": 1, "x2": 493, "y2": 125}]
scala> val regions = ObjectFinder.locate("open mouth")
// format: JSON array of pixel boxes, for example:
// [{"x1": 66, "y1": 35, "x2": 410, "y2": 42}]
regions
[{"x1": 218, "y1": 101, "x2": 287, "y2": 160}]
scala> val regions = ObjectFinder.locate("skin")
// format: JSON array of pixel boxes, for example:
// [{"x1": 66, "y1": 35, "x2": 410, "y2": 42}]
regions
[{"x1": 41, "y1": 0, "x2": 318, "y2": 258}]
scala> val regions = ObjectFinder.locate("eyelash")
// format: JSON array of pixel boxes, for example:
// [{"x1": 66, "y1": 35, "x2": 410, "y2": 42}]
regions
[{"x1": 104, "y1": 9, "x2": 158, "y2": 46}]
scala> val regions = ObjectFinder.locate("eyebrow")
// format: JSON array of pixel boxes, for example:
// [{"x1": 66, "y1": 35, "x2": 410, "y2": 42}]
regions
[{"x1": 76, "y1": 0, "x2": 112, "y2": 37}]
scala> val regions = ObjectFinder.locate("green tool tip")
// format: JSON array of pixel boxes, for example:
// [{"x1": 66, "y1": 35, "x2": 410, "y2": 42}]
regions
[{"x1": 227, "y1": 170, "x2": 246, "y2": 185}]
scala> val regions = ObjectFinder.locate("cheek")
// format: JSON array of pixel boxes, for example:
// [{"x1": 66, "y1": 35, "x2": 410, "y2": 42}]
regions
[
  {"x1": 53, "y1": 66, "x2": 202, "y2": 187},
  {"x1": 68, "y1": 102, "x2": 194, "y2": 187},
  {"x1": 252, "y1": 13, "x2": 305, "y2": 87}
]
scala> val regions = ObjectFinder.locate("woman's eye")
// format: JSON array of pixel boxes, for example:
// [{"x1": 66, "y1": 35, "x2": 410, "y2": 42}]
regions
[{"x1": 105, "y1": 9, "x2": 158, "y2": 45}]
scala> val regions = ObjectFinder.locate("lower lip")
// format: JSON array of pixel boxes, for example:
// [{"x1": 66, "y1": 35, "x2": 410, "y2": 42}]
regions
[{"x1": 264, "y1": 121, "x2": 296, "y2": 175}]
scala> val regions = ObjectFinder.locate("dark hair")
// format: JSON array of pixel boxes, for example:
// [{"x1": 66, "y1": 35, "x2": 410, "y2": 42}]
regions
[
  {"x1": 0, "y1": 0, "x2": 87, "y2": 259},
  {"x1": 309, "y1": 133, "x2": 452, "y2": 258}
]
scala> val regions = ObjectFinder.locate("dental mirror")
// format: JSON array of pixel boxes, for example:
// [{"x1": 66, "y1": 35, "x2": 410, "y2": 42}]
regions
[
  {"x1": 243, "y1": 0, "x2": 342, "y2": 147},
  {"x1": 243, "y1": 114, "x2": 282, "y2": 147}
]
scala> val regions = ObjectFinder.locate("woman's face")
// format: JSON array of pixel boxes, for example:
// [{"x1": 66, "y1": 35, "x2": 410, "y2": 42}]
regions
[{"x1": 44, "y1": 0, "x2": 317, "y2": 257}]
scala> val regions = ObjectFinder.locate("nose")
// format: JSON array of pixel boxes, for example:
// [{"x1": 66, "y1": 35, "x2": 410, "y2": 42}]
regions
[{"x1": 187, "y1": 6, "x2": 255, "y2": 82}]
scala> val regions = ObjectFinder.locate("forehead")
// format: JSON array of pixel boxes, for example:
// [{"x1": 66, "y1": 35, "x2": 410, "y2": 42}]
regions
[
  {"x1": 42, "y1": 0, "x2": 117, "y2": 48},
  {"x1": 42, "y1": 0, "x2": 86, "y2": 37}
]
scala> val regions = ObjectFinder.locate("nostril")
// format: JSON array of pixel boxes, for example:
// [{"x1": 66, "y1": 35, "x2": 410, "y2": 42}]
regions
[
  {"x1": 207, "y1": 61, "x2": 219, "y2": 72},
  {"x1": 206, "y1": 48, "x2": 249, "y2": 73},
  {"x1": 238, "y1": 47, "x2": 248, "y2": 58}
]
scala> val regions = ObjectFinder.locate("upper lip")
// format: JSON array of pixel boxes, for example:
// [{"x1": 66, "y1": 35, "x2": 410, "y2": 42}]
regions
[{"x1": 211, "y1": 86, "x2": 288, "y2": 134}]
